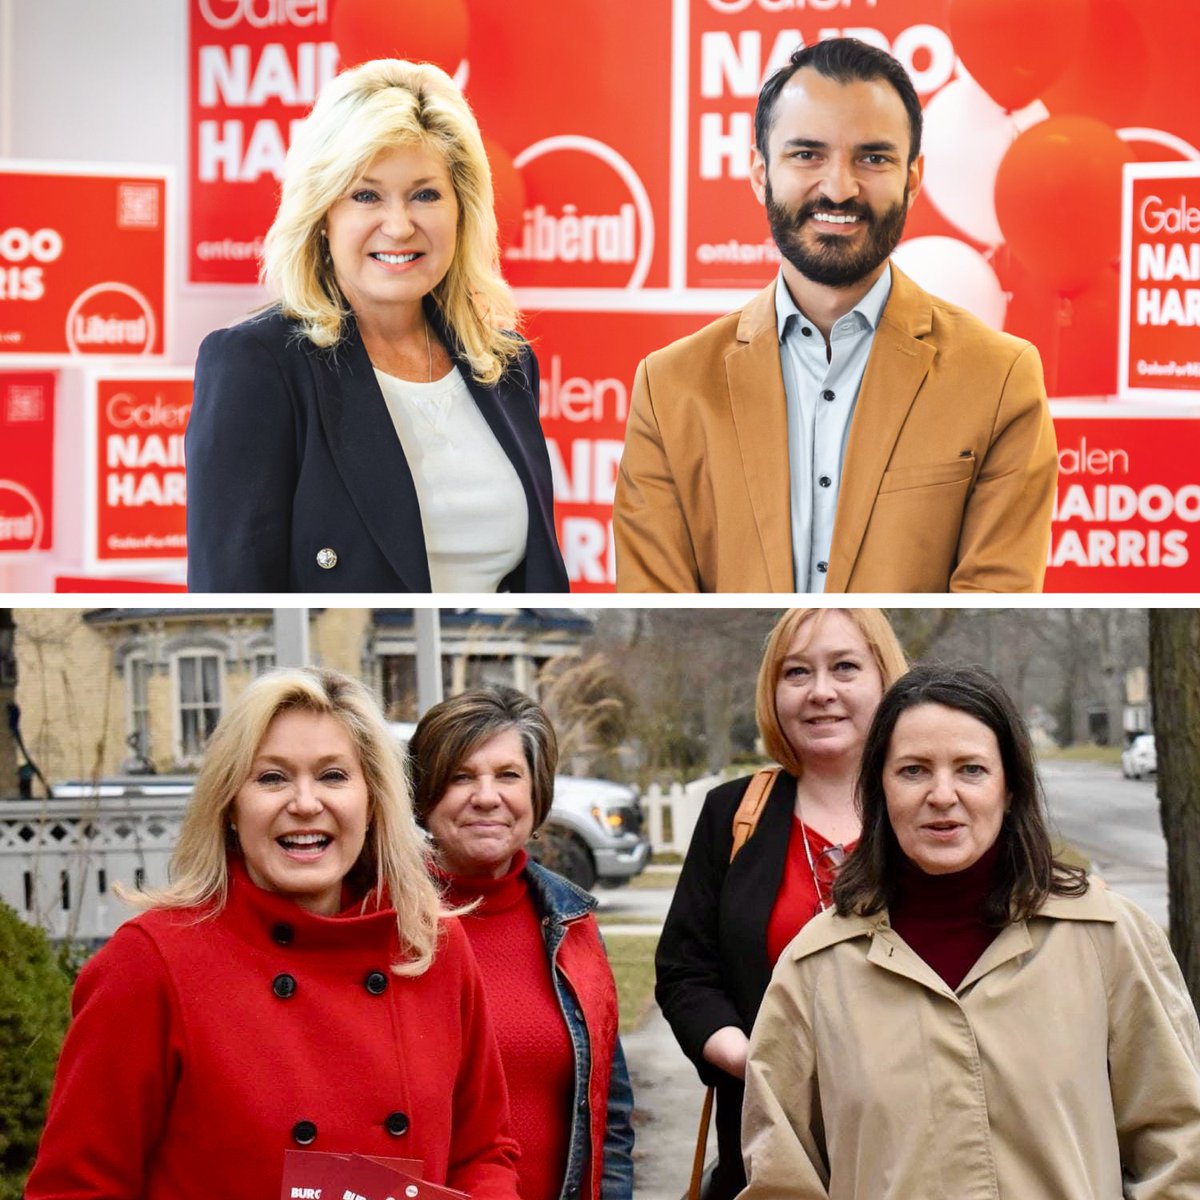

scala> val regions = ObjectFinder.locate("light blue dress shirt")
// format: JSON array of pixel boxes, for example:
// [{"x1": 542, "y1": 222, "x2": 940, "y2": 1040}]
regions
[{"x1": 775, "y1": 265, "x2": 893, "y2": 592}]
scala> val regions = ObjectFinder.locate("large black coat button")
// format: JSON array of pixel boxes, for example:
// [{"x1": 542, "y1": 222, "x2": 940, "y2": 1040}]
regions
[
  {"x1": 292, "y1": 1119, "x2": 317, "y2": 1145},
  {"x1": 271, "y1": 922, "x2": 294, "y2": 946},
  {"x1": 272, "y1": 973, "x2": 297, "y2": 999},
  {"x1": 364, "y1": 970, "x2": 389, "y2": 995},
  {"x1": 385, "y1": 1111, "x2": 410, "y2": 1136}
]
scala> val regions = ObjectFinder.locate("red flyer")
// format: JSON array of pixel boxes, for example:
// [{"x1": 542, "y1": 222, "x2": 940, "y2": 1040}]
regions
[
  {"x1": 0, "y1": 163, "x2": 169, "y2": 360},
  {"x1": 1120, "y1": 162, "x2": 1200, "y2": 398},
  {"x1": 280, "y1": 1150, "x2": 460, "y2": 1200},
  {"x1": 86, "y1": 370, "x2": 192, "y2": 568},
  {"x1": 0, "y1": 371, "x2": 55, "y2": 554}
]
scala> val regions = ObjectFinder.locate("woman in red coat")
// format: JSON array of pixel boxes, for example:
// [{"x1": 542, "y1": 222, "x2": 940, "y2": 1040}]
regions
[
  {"x1": 408, "y1": 686, "x2": 635, "y2": 1200},
  {"x1": 26, "y1": 668, "x2": 521, "y2": 1200}
]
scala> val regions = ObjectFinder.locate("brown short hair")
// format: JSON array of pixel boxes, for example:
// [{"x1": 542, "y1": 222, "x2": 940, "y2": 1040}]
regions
[
  {"x1": 408, "y1": 686, "x2": 558, "y2": 831},
  {"x1": 755, "y1": 609, "x2": 908, "y2": 776}
]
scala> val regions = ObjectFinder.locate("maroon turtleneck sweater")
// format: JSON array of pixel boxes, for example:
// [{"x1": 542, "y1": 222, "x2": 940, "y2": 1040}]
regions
[
  {"x1": 438, "y1": 850, "x2": 575, "y2": 1200},
  {"x1": 890, "y1": 840, "x2": 1004, "y2": 990}
]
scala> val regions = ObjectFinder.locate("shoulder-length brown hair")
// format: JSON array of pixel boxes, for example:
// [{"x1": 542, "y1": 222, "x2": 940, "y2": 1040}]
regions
[
  {"x1": 755, "y1": 608, "x2": 909, "y2": 777},
  {"x1": 126, "y1": 668, "x2": 444, "y2": 976},
  {"x1": 407, "y1": 685, "x2": 559, "y2": 832},
  {"x1": 833, "y1": 663, "x2": 1089, "y2": 924}
]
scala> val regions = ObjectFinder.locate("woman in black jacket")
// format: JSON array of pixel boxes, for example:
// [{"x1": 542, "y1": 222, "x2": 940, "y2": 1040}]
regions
[
  {"x1": 655, "y1": 608, "x2": 907, "y2": 1199},
  {"x1": 186, "y1": 58, "x2": 568, "y2": 594}
]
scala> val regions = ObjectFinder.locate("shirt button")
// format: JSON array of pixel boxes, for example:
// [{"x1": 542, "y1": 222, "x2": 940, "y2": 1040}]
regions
[
  {"x1": 292, "y1": 1119, "x2": 317, "y2": 1145},
  {"x1": 271, "y1": 922, "x2": 294, "y2": 946},
  {"x1": 272, "y1": 973, "x2": 297, "y2": 999},
  {"x1": 801, "y1": 326, "x2": 812, "y2": 337},
  {"x1": 819, "y1": 475, "x2": 831, "y2": 488},
  {"x1": 316, "y1": 547, "x2": 337, "y2": 569},
  {"x1": 364, "y1": 970, "x2": 389, "y2": 995},
  {"x1": 822, "y1": 389, "x2": 835, "y2": 402},
  {"x1": 817, "y1": 561, "x2": 828, "y2": 573},
  {"x1": 385, "y1": 1111, "x2": 411, "y2": 1136}
]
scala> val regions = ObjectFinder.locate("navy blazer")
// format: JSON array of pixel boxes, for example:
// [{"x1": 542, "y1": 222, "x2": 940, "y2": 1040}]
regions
[{"x1": 185, "y1": 305, "x2": 569, "y2": 592}]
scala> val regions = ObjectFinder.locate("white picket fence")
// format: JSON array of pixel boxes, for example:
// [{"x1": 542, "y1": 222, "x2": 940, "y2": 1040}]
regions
[{"x1": 639, "y1": 774, "x2": 722, "y2": 857}]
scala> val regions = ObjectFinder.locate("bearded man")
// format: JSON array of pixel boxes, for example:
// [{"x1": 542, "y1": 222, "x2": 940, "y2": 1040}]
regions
[{"x1": 613, "y1": 38, "x2": 1057, "y2": 593}]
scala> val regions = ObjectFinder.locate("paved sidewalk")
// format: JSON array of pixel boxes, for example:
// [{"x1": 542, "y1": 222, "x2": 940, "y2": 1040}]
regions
[{"x1": 625, "y1": 1002, "x2": 711, "y2": 1200}]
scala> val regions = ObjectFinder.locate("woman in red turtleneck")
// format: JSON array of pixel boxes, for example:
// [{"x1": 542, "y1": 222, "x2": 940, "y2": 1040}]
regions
[
  {"x1": 741, "y1": 663, "x2": 1200, "y2": 1200},
  {"x1": 408, "y1": 686, "x2": 635, "y2": 1200}
]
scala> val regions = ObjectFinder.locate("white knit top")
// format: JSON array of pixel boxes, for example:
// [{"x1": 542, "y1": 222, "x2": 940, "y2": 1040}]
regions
[{"x1": 374, "y1": 365, "x2": 528, "y2": 592}]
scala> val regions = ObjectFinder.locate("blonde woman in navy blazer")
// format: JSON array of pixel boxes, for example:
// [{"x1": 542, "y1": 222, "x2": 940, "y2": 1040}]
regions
[{"x1": 186, "y1": 59, "x2": 568, "y2": 593}]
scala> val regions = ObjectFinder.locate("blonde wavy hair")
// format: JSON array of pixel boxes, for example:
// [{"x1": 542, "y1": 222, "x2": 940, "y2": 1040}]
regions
[
  {"x1": 754, "y1": 608, "x2": 909, "y2": 777},
  {"x1": 262, "y1": 58, "x2": 521, "y2": 386},
  {"x1": 127, "y1": 667, "x2": 443, "y2": 976}
]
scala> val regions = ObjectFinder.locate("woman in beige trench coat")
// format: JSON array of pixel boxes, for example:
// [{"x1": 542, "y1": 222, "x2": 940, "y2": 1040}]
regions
[{"x1": 740, "y1": 664, "x2": 1200, "y2": 1200}]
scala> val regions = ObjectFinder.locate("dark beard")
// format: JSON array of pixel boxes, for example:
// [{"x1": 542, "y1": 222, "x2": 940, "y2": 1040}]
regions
[{"x1": 766, "y1": 179, "x2": 908, "y2": 288}]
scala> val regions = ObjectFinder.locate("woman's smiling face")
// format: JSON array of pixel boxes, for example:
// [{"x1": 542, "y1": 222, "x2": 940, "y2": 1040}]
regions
[
  {"x1": 774, "y1": 610, "x2": 886, "y2": 767},
  {"x1": 231, "y1": 709, "x2": 370, "y2": 914}
]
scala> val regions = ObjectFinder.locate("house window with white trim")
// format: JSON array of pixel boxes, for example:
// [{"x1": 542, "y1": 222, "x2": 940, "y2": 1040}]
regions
[
  {"x1": 127, "y1": 655, "x2": 153, "y2": 763},
  {"x1": 175, "y1": 652, "x2": 222, "y2": 762},
  {"x1": 252, "y1": 651, "x2": 276, "y2": 677}
]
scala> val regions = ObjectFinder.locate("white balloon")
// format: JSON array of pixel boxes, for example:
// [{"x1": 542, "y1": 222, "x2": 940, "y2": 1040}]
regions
[
  {"x1": 921, "y1": 73, "x2": 1047, "y2": 247},
  {"x1": 891, "y1": 236, "x2": 1008, "y2": 331}
]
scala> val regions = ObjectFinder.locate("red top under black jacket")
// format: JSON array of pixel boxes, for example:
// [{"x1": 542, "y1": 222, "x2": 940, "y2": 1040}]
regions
[{"x1": 26, "y1": 858, "x2": 521, "y2": 1200}]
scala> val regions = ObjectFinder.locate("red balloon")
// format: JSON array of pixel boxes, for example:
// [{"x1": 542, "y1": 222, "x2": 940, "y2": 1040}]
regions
[
  {"x1": 994, "y1": 116, "x2": 1134, "y2": 296},
  {"x1": 483, "y1": 138, "x2": 527, "y2": 254},
  {"x1": 950, "y1": 0, "x2": 1088, "y2": 111},
  {"x1": 331, "y1": 0, "x2": 469, "y2": 73},
  {"x1": 1042, "y1": 0, "x2": 1150, "y2": 127}
]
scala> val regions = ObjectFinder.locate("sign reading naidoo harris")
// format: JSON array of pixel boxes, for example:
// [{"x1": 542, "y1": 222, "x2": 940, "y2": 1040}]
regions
[
  {"x1": 0, "y1": 164, "x2": 168, "y2": 360},
  {"x1": 187, "y1": 0, "x2": 672, "y2": 288},
  {"x1": 1120, "y1": 162, "x2": 1200, "y2": 398},
  {"x1": 1044, "y1": 412, "x2": 1200, "y2": 592},
  {"x1": 0, "y1": 371, "x2": 55, "y2": 554},
  {"x1": 85, "y1": 372, "x2": 192, "y2": 569},
  {"x1": 528, "y1": 309, "x2": 708, "y2": 590}
]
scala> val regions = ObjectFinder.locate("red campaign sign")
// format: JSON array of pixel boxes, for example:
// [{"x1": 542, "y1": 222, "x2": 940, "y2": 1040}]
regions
[
  {"x1": 528, "y1": 309, "x2": 713, "y2": 592},
  {"x1": 88, "y1": 374, "x2": 192, "y2": 566},
  {"x1": 0, "y1": 165, "x2": 167, "y2": 358},
  {"x1": 686, "y1": 0, "x2": 958, "y2": 292},
  {"x1": 0, "y1": 371, "x2": 55, "y2": 553},
  {"x1": 1044, "y1": 414, "x2": 1200, "y2": 593},
  {"x1": 1120, "y1": 164, "x2": 1200, "y2": 397},
  {"x1": 187, "y1": 0, "x2": 672, "y2": 289}
]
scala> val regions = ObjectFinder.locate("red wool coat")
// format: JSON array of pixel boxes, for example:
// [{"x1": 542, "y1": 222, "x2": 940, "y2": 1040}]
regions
[{"x1": 26, "y1": 860, "x2": 521, "y2": 1200}]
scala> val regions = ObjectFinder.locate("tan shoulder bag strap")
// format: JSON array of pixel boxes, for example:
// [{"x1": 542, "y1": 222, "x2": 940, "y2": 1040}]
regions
[{"x1": 687, "y1": 766, "x2": 781, "y2": 1200}]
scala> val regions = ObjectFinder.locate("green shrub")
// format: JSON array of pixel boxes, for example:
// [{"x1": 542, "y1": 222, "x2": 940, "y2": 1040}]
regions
[{"x1": 0, "y1": 903, "x2": 72, "y2": 1199}]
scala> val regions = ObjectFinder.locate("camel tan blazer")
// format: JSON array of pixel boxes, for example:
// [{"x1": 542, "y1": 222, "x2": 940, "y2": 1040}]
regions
[{"x1": 613, "y1": 267, "x2": 1057, "y2": 593}]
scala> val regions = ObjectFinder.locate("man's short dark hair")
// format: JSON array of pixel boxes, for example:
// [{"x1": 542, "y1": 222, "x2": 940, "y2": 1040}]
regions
[{"x1": 755, "y1": 38, "x2": 923, "y2": 165}]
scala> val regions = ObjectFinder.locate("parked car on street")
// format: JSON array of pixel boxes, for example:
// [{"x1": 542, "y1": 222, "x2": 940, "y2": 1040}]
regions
[{"x1": 1121, "y1": 733, "x2": 1157, "y2": 780}]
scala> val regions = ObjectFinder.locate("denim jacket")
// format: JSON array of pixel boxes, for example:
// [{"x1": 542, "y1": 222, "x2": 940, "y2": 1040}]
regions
[{"x1": 525, "y1": 859, "x2": 636, "y2": 1200}]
